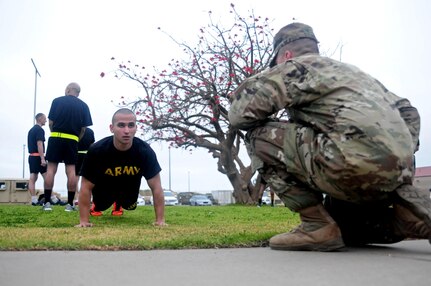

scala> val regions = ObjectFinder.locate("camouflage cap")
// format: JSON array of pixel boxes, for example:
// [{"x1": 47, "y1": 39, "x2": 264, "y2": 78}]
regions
[{"x1": 269, "y1": 22, "x2": 318, "y2": 67}]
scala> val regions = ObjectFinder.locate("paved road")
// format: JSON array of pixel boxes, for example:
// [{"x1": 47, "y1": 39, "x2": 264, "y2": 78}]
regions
[{"x1": 1, "y1": 240, "x2": 430, "y2": 286}]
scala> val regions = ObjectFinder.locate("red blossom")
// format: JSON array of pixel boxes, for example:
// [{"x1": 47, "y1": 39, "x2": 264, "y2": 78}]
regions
[{"x1": 244, "y1": 66, "x2": 253, "y2": 73}]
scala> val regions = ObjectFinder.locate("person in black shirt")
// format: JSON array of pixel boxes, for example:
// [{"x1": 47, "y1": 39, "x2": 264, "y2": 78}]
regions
[
  {"x1": 44, "y1": 82, "x2": 93, "y2": 211},
  {"x1": 75, "y1": 127, "x2": 95, "y2": 176},
  {"x1": 27, "y1": 113, "x2": 47, "y2": 205},
  {"x1": 74, "y1": 127, "x2": 95, "y2": 207},
  {"x1": 74, "y1": 127, "x2": 121, "y2": 215},
  {"x1": 75, "y1": 108, "x2": 166, "y2": 227}
]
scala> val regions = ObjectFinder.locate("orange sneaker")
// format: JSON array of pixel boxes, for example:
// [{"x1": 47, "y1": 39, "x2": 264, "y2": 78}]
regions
[
  {"x1": 90, "y1": 203, "x2": 103, "y2": 216},
  {"x1": 111, "y1": 202, "x2": 123, "y2": 216}
]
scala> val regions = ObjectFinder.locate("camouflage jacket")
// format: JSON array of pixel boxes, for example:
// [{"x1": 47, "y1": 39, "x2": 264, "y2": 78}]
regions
[{"x1": 229, "y1": 54, "x2": 420, "y2": 154}]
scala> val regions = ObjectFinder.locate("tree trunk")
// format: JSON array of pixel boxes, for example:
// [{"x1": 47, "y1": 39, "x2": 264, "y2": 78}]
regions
[
  {"x1": 216, "y1": 132, "x2": 264, "y2": 204},
  {"x1": 226, "y1": 171, "x2": 253, "y2": 204},
  {"x1": 221, "y1": 155, "x2": 258, "y2": 204}
]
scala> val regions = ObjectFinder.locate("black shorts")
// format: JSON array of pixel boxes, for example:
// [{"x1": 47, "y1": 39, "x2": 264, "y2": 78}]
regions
[
  {"x1": 46, "y1": 137, "x2": 78, "y2": 164},
  {"x1": 28, "y1": 156, "x2": 47, "y2": 174},
  {"x1": 92, "y1": 188, "x2": 139, "y2": 211}
]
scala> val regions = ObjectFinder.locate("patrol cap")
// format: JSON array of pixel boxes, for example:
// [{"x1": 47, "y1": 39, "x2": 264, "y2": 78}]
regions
[{"x1": 269, "y1": 22, "x2": 318, "y2": 67}]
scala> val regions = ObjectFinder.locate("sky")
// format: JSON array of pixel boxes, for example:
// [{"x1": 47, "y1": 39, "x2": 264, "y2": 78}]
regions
[{"x1": 0, "y1": 0, "x2": 430, "y2": 196}]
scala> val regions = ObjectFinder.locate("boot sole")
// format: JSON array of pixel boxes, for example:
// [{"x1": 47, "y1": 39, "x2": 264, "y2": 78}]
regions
[{"x1": 269, "y1": 237, "x2": 345, "y2": 252}]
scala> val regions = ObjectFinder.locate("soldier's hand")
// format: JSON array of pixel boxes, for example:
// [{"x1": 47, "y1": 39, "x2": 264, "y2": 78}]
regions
[
  {"x1": 75, "y1": 222, "x2": 94, "y2": 228},
  {"x1": 152, "y1": 221, "x2": 168, "y2": 227}
]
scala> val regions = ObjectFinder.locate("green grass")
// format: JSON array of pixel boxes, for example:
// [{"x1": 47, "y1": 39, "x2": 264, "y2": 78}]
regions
[{"x1": 0, "y1": 204, "x2": 299, "y2": 250}]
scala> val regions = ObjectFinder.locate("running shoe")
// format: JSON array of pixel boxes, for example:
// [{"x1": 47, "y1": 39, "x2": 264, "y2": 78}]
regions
[
  {"x1": 90, "y1": 203, "x2": 103, "y2": 216},
  {"x1": 111, "y1": 202, "x2": 123, "y2": 216},
  {"x1": 41, "y1": 202, "x2": 52, "y2": 211},
  {"x1": 64, "y1": 204, "x2": 76, "y2": 212}
]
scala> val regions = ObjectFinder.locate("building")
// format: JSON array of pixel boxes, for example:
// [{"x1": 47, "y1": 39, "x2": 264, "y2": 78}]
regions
[
  {"x1": 413, "y1": 166, "x2": 431, "y2": 191},
  {"x1": 211, "y1": 190, "x2": 234, "y2": 205},
  {"x1": 0, "y1": 178, "x2": 30, "y2": 203}
]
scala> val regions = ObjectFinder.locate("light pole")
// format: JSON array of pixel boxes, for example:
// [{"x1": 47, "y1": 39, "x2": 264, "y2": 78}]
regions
[
  {"x1": 188, "y1": 170, "x2": 190, "y2": 192},
  {"x1": 22, "y1": 144, "x2": 26, "y2": 178},
  {"x1": 31, "y1": 58, "x2": 41, "y2": 124},
  {"x1": 168, "y1": 146, "x2": 172, "y2": 191}
]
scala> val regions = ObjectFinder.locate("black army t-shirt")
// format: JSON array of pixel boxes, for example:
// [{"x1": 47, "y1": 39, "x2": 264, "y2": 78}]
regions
[
  {"x1": 81, "y1": 136, "x2": 161, "y2": 197},
  {"x1": 27, "y1": 125, "x2": 45, "y2": 153}
]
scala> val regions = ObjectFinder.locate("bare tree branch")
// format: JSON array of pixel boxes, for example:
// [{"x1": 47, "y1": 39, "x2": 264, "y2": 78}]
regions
[{"x1": 105, "y1": 4, "x2": 275, "y2": 203}]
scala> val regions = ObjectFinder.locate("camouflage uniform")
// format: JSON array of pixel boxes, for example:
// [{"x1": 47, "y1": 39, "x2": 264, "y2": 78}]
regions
[{"x1": 229, "y1": 51, "x2": 420, "y2": 212}]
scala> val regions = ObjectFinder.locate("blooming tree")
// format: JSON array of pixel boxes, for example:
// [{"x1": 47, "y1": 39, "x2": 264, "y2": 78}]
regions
[{"x1": 105, "y1": 4, "x2": 276, "y2": 203}]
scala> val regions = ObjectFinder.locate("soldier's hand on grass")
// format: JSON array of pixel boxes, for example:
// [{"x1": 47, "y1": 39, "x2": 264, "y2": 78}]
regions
[
  {"x1": 75, "y1": 222, "x2": 94, "y2": 228},
  {"x1": 152, "y1": 221, "x2": 168, "y2": 227}
]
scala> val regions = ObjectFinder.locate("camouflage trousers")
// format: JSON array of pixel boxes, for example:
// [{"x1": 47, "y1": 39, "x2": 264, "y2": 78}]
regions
[{"x1": 245, "y1": 121, "x2": 414, "y2": 211}]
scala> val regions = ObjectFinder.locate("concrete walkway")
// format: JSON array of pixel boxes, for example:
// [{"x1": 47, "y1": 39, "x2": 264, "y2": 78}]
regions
[{"x1": 0, "y1": 240, "x2": 430, "y2": 286}]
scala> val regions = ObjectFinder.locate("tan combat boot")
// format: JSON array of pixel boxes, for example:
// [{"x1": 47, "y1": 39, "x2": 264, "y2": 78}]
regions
[
  {"x1": 269, "y1": 204, "x2": 345, "y2": 251},
  {"x1": 393, "y1": 185, "x2": 431, "y2": 243}
]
